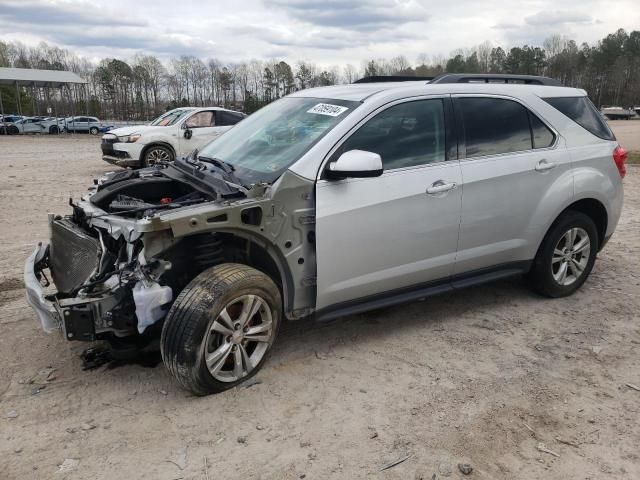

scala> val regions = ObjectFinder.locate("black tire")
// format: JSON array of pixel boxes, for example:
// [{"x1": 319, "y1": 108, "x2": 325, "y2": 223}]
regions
[
  {"x1": 49, "y1": 125, "x2": 59, "y2": 134},
  {"x1": 142, "y1": 145, "x2": 173, "y2": 167},
  {"x1": 161, "y1": 263, "x2": 282, "y2": 396},
  {"x1": 529, "y1": 211, "x2": 598, "y2": 298},
  {"x1": 89, "y1": 126, "x2": 99, "y2": 135},
  {"x1": 8, "y1": 125, "x2": 18, "y2": 135}
]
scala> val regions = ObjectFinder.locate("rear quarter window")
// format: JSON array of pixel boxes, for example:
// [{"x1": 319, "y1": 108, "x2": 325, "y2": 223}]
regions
[{"x1": 543, "y1": 96, "x2": 615, "y2": 141}]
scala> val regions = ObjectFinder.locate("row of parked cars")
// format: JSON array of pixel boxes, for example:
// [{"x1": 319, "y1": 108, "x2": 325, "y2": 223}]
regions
[{"x1": 0, "y1": 115, "x2": 114, "y2": 135}]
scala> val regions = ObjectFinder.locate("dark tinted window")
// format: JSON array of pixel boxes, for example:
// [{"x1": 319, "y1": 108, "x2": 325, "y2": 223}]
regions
[
  {"x1": 459, "y1": 97, "x2": 532, "y2": 157},
  {"x1": 341, "y1": 99, "x2": 446, "y2": 169},
  {"x1": 529, "y1": 113, "x2": 555, "y2": 148},
  {"x1": 217, "y1": 111, "x2": 245, "y2": 126},
  {"x1": 543, "y1": 96, "x2": 615, "y2": 140}
]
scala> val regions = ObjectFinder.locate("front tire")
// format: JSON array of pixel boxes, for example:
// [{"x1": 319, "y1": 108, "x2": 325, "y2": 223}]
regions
[
  {"x1": 143, "y1": 145, "x2": 173, "y2": 167},
  {"x1": 49, "y1": 125, "x2": 59, "y2": 134},
  {"x1": 161, "y1": 264, "x2": 282, "y2": 396},
  {"x1": 89, "y1": 126, "x2": 99, "y2": 135},
  {"x1": 529, "y1": 211, "x2": 598, "y2": 298}
]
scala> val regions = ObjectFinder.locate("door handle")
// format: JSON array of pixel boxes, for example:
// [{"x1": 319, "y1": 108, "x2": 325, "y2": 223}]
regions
[
  {"x1": 535, "y1": 160, "x2": 556, "y2": 172},
  {"x1": 426, "y1": 181, "x2": 457, "y2": 195}
]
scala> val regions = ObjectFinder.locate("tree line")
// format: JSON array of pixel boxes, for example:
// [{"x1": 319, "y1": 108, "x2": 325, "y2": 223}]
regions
[{"x1": 0, "y1": 28, "x2": 638, "y2": 120}]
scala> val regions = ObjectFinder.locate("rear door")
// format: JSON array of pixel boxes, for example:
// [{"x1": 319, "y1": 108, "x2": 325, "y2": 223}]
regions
[
  {"x1": 315, "y1": 96, "x2": 462, "y2": 310},
  {"x1": 453, "y1": 95, "x2": 570, "y2": 275}
]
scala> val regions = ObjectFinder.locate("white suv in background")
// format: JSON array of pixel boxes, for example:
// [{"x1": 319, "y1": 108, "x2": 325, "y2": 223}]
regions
[{"x1": 101, "y1": 107, "x2": 246, "y2": 168}]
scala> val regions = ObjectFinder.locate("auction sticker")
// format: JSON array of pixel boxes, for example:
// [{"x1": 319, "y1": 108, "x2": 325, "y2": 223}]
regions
[{"x1": 307, "y1": 103, "x2": 349, "y2": 116}]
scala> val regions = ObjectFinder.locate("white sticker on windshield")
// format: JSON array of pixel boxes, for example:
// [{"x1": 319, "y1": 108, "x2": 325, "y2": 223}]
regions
[{"x1": 307, "y1": 103, "x2": 349, "y2": 117}]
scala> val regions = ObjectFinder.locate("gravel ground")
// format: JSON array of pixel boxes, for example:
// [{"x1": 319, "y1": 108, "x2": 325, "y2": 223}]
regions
[
  {"x1": 608, "y1": 119, "x2": 640, "y2": 151},
  {"x1": 1, "y1": 133, "x2": 639, "y2": 480}
]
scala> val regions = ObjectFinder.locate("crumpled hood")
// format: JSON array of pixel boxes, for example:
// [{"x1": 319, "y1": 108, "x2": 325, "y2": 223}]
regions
[{"x1": 103, "y1": 125, "x2": 163, "y2": 137}]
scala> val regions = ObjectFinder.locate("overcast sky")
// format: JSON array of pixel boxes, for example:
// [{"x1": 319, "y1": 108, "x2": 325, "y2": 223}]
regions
[{"x1": 1, "y1": 0, "x2": 638, "y2": 66}]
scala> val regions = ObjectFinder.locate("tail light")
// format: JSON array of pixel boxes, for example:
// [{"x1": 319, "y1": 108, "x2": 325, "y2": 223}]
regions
[{"x1": 613, "y1": 145, "x2": 627, "y2": 179}]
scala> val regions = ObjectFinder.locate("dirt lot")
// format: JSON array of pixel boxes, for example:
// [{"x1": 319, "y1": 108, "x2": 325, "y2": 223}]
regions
[{"x1": 1, "y1": 131, "x2": 639, "y2": 480}]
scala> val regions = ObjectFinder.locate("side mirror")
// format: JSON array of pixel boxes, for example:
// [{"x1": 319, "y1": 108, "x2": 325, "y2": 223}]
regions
[
  {"x1": 326, "y1": 150, "x2": 383, "y2": 180},
  {"x1": 184, "y1": 128, "x2": 192, "y2": 139}
]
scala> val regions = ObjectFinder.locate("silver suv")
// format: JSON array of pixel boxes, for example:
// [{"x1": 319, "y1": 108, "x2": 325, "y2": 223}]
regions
[{"x1": 25, "y1": 74, "x2": 626, "y2": 395}]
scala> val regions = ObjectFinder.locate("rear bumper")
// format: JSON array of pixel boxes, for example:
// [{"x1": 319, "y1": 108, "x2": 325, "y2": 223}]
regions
[{"x1": 24, "y1": 243, "x2": 60, "y2": 333}]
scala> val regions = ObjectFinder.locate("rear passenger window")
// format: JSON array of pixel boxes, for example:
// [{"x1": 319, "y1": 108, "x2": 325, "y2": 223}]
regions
[
  {"x1": 542, "y1": 96, "x2": 615, "y2": 141},
  {"x1": 340, "y1": 99, "x2": 446, "y2": 169},
  {"x1": 217, "y1": 111, "x2": 244, "y2": 126},
  {"x1": 459, "y1": 97, "x2": 532, "y2": 157},
  {"x1": 529, "y1": 113, "x2": 555, "y2": 148}
]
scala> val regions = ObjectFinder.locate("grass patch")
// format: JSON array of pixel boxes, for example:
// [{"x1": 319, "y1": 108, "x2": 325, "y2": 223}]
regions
[{"x1": 627, "y1": 151, "x2": 640, "y2": 164}]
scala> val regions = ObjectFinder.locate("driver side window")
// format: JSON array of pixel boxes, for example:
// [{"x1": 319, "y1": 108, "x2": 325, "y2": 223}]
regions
[
  {"x1": 185, "y1": 111, "x2": 214, "y2": 128},
  {"x1": 340, "y1": 99, "x2": 446, "y2": 170}
]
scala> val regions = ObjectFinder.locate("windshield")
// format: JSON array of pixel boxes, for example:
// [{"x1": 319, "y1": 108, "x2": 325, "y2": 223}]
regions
[
  {"x1": 198, "y1": 97, "x2": 360, "y2": 184},
  {"x1": 150, "y1": 109, "x2": 193, "y2": 127}
]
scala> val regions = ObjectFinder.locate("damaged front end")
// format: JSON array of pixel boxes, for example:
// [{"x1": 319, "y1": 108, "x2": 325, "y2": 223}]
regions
[
  {"x1": 25, "y1": 157, "x2": 317, "y2": 348},
  {"x1": 23, "y1": 165, "x2": 212, "y2": 343},
  {"x1": 25, "y1": 212, "x2": 174, "y2": 342}
]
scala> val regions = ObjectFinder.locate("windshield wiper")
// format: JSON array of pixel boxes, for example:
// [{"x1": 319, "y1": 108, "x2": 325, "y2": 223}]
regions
[
  {"x1": 198, "y1": 155, "x2": 236, "y2": 173},
  {"x1": 197, "y1": 155, "x2": 249, "y2": 194}
]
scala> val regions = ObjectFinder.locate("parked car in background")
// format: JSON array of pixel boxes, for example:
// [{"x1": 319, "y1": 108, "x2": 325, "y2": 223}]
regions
[
  {"x1": 601, "y1": 106, "x2": 636, "y2": 120},
  {"x1": 10, "y1": 116, "x2": 66, "y2": 134},
  {"x1": 101, "y1": 107, "x2": 246, "y2": 168},
  {"x1": 25, "y1": 74, "x2": 625, "y2": 395},
  {"x1": 0, "y1": 114, "x2": 23, "y2": 123},
  {"x1": 65, "y1": 116, "x2": 113, "y2": 135},
  {"x1": 0, "y1": 115, "x2": 23, "y2": 134}
]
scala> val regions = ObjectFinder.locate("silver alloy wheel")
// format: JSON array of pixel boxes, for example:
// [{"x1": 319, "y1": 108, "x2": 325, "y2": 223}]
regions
[
  {"x1": 551, "y1": 227, "x2": 590, "y2": 286},
  {"x1": 90, "y1": 127, "x2": 99, "y2": 135},
  {"x1": 203, "y1": 294, "x2": 274, "y2": 382},
  {"x1": 146, "y1": 147, "x2": 170, "y2": 165}
]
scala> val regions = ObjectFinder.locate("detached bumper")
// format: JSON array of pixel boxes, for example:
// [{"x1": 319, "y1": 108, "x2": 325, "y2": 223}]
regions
[{"x1": 24, "y1": 243, "x2": 60, "y2": 333}]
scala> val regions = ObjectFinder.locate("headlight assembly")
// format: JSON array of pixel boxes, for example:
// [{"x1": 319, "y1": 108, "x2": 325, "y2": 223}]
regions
[{"x1": 117, "y1": 133, "x2": 141, "y2": 143}]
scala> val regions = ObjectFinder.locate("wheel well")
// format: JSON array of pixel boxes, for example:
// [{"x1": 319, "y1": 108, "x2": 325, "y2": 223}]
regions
[
  {"x1": 141, "y1": 142, "x2": 176, "y2": 161},
  {"x1": 163, "y1": 232, "x2": 286, "y2": 311},
  {"x1": 562, "y1": 199, "x2": 608, "y2": 249}
]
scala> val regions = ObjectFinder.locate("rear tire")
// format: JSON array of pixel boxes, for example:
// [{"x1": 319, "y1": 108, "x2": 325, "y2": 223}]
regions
[
  {"x1": 528, "y1": 211, "x2": 598, "y2": 298},
  {"x1": 161, "y1": 264, "x2": 282, "y2": 396},
  {"x1": 8, "y1": 125, "x2": 18, "y2": 135},
  {"x1": 89, "y1": 126, "x2": 99, "y2": 135}
]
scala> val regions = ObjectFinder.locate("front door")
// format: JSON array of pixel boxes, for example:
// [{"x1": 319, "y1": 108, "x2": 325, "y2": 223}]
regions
[
  {"x1": 179, "y1": 110, "x2": 226, "y2": 156},
  {"x1": 315, "y1": 97, "x2": 462, "y2": 310}
]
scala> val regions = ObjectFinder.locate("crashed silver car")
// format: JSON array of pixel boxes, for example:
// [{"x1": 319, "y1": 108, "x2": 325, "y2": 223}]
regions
[{"x1": 25, "y1": 74, "x2": 624, "y2": 395}]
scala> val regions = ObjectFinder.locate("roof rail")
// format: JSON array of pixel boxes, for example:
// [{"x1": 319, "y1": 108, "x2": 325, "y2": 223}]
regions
[
  {"x1": 430, "y1": 73, "x2": 561, "y2": 86},
  {"x1": 354, "y1": 75, "x2": 433, "y2": 83}
]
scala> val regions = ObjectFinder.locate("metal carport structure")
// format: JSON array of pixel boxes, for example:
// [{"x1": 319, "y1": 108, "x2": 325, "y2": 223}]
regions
[{"x1": 0, "y1": 67, "x2": 88, "y2": 133}]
